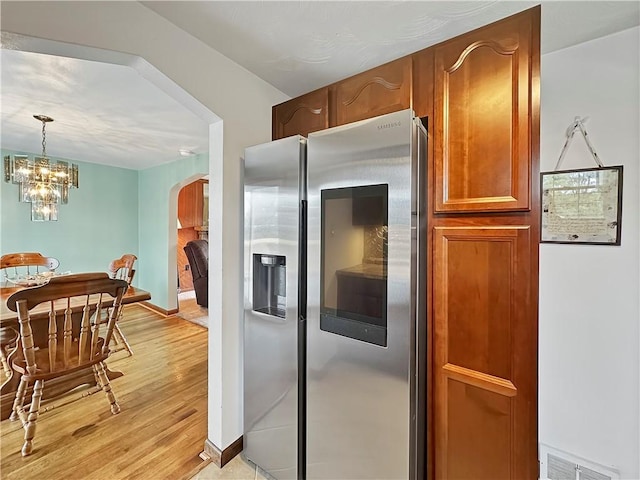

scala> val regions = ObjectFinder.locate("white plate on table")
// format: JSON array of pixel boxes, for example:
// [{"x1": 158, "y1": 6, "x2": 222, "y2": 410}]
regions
[{"x1": 5, "y1": 271, "x2": 70, "y2": 287}]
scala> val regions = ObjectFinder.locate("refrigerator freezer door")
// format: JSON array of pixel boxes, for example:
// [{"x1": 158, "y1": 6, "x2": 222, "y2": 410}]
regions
[
  {"x1": 244, "y1": 135, "x2": 306, "y2": 480},
  {"x1": 306, "y1": 110, "x2": 424, "y2": 479}
]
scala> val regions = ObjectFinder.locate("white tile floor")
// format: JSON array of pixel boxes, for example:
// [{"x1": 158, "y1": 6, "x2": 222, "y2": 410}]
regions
[{"x1": 190, "y1": 455, "x2": 272, "y2": 480}]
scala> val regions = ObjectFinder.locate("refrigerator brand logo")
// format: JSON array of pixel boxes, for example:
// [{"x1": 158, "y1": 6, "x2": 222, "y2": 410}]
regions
[{"x1": 377, "y1": 121, "x2": 401, "y2": 130}]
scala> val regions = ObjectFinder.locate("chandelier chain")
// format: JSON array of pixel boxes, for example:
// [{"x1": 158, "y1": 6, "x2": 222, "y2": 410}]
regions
[{"x1": 41, "y1": 120, "x2": 47, "y2": 157}]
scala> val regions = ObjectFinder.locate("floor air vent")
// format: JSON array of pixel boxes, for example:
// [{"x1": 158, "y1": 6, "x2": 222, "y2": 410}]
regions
[{"x1": 540, "y1": 444, "x2": 619, "y2": 480}]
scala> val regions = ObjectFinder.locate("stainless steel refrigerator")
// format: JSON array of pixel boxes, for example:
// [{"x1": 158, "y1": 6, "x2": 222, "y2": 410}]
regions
[
  {"x1": 244, "y1": 109, "x2": 427, "y2": 480},
  {"x1": 244, "y1": 135, "x2": 307, "y2": 480}
]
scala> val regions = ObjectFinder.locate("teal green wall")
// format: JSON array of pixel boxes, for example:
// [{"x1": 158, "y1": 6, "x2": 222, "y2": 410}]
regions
[
  {"x1": 1, "y1": 150, "x2": 139, "y2": 275},
  {"x1": 137, "y1": 154, "x2": 208, "y2": 310},
  {"x1": 0, "y1": 149, "x2": 207, "y2": 311}
]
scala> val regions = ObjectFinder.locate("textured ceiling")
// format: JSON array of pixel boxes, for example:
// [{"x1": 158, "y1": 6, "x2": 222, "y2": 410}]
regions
[
  {"x1": 0, "y1": 49, "x2": 210, "y2": 170},
  {"x1": 145, "y1": 1, "x2": 640, "y2": 97},
  {"x1": 1, "y1": 1, "x2": 638, "y2": 170}
]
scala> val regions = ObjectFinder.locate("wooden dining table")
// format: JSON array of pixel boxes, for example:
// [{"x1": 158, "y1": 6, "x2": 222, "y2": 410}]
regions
[{"x1": 0, "y1": 280, "x2": 151, "y2": 420}]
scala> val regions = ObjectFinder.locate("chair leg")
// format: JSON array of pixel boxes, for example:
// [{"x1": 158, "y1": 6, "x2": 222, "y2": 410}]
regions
[
  {"x1": 0, "y1": 346, "x2": 10, "y2": 378},
  {"x1": 94, "y1": 362, "x2": 120, "y2": 414},
  {"x1": 21, "y1": 379, "x2": 44, "y2": 456},
  {"x1": 11, "y1": 377, "x2": 29, "y2": 422},
  {"x1": 113, "y1": 324, "x2": 134, "y2": 356},
  {"x1": 0, "y1": 327, "x2": 17, "y2": 378},
  {"x1": 93, "y1": 368, "x2": 102, "y2": 389}
]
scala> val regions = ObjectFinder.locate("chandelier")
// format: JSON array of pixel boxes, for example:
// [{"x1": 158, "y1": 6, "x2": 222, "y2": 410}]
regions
[{"x1": 3, "y1": 115, "x2": 78, "y2": 221}]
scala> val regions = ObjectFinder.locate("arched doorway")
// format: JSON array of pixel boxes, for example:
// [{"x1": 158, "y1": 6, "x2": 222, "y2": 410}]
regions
[{"x1": 175, "y1": 176, "x2": 209, "y2": 327}]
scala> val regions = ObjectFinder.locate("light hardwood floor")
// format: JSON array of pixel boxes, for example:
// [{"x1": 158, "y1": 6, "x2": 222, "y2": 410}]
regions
[
  {"x1": 0, "y1": 304, "x2": 208, "y2": 480},
  {"x1": 178, "y1": 291, "x2": 208, "y2": 328}
]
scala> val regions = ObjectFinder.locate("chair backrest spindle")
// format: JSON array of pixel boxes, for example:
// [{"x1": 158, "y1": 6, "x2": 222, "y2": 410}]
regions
[
  {"x1": 91, "y1": 294, "x2": 105, "y2": 358},
  {"x1": 63, "y1": 298, "x2": 73, "y2": 369},
  {"x1": 78, "y1": 295, "x2": 91, "y2": 366},
  {"x1": 48, "y1": 303, "x2": 57, "y2": 371},
  {"x1": 16, "y1": 300, "x2": 37, "y2": 376}
]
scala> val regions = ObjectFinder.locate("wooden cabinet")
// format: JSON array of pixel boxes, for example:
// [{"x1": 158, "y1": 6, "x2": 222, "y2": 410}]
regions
[
  {"x1": 433, "y1": 10, "x2": 537, "y2": 213},
  {"x1": 433, "y1": 225, "x2": 536, "y2": 480},
  {"x1": 431, "y1": 8, "x2": 540, "y2": 480},
  {"x1": 178, "y1": 179, "x2": 207, "y2": 229},
  {"x1": 412, "y1": 49, "x2": 434, "y2": 120},
  {"x1": 272, "y1": 58, "x2": 412, "y2": 138},
  {"x1": 177, "y1": 179, "x2": 208, "y2": 291},
  {"x1": 272, "y1": 87, "x2": 329, "y2": 140},
  {"x1": 332, "y1": 56, "x2": 412, "y2": 126}
]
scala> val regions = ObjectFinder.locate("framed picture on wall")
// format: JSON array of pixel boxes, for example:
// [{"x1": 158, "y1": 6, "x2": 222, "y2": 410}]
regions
[{"x1": 541, "y1": 166, "x2": 623, "y2": 245}]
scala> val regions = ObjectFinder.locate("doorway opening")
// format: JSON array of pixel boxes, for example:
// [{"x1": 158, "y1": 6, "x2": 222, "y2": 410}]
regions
[{"x1": 177, "y1": 177, "x2": 209, "y2": 328}]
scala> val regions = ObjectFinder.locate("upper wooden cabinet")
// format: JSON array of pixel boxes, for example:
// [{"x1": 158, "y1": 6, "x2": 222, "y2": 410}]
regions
[
  {"x1": 178, "y1": 179, "x2": 207, "y2": 229},
  {"x1": 433, "y1": 8, "x2": 539, "y2": 213},
  {"x1": 272, "y1": 88, "x2": 329, "y2": 140},
  {"x1": 272, "y1": 57, "x2": 411, "y2": 137},
  {"x1": 332, "y1": 57, "x2": 412, "y2": 127}
]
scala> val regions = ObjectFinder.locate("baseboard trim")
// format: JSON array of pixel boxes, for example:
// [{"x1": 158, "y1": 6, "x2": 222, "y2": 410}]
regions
[
  {"x1": 203, "y1": 436, "x2": 243, "y2": 468},
  {"x1": 140, "y1": 301, "x2": 179, "y2": 316}
]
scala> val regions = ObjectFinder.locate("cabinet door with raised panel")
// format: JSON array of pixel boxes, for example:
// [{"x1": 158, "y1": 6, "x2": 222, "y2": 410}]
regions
[
  {"x1": 332, "y1": 56, "x2": 411, "y2": 126},
  {"x1": 178, "y1": 179, "x2": 205, "y2": 229},
  {"x1": 272, "y1": 87, "x2": 329, "y2": 140},
  {"x1": 434, "y1": 225, "x2": 536, "y2": 480},
  {"x1": 434, "y1": 8, "x2": 539, "y2": 213}
]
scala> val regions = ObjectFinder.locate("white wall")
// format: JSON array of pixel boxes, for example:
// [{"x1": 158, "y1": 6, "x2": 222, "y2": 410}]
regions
[
  {"x1": 1, "y1": 1, "x2": 289, "y2": 451},
  {"x1": 540, "y1": 26, "x2": 640, "y2": 479}
]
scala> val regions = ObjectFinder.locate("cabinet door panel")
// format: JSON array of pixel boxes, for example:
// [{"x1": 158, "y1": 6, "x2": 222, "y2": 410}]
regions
[
  {"x1": 333, "y1": 57, "x2": 411, "y2": 126},
  {"x1": 178, "y1": 179, "x2": 205, "y2": 228},
  {"x1": 434, "y1": 11, "x2": 536, "y2": 212},
  {"x1": 272, "y1": 88, "x2": 328, "y2": 140},
  {"x1": 434, "y1": 226, "x2": 536, "y2": 480}
]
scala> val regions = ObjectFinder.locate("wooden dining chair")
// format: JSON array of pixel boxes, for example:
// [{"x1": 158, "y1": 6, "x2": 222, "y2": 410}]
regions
[
  {"x1": 109, "y1": 254, "x2": 136, "y2": 286},
  {"x1": 0, "y1": 253, "x2": 58, "y2": 382},
  {"x1": 6, "y1": 272, "x2": 128, "y2": 456},
  {"x1": 106, "y1": 254, "x2": 137, "y2": 356},
  {"x1": 0, "y1": 252, "x2": 60, "y2": 279}
]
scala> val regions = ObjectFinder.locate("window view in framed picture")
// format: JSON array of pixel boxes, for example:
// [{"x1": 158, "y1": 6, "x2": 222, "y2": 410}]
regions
[{"x1": 541, "y1": 166, "x2": 623, "y2": 245}]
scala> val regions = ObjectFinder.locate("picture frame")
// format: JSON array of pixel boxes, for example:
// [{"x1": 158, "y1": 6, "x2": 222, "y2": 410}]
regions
[{"x1": 541, "y1": 165, "x2": 623, "y2": 245}]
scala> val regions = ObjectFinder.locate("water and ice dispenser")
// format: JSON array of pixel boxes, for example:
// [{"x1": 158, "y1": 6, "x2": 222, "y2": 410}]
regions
[{"x1": 252, "y1": 254, "x2": 286, "y2": 318}]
